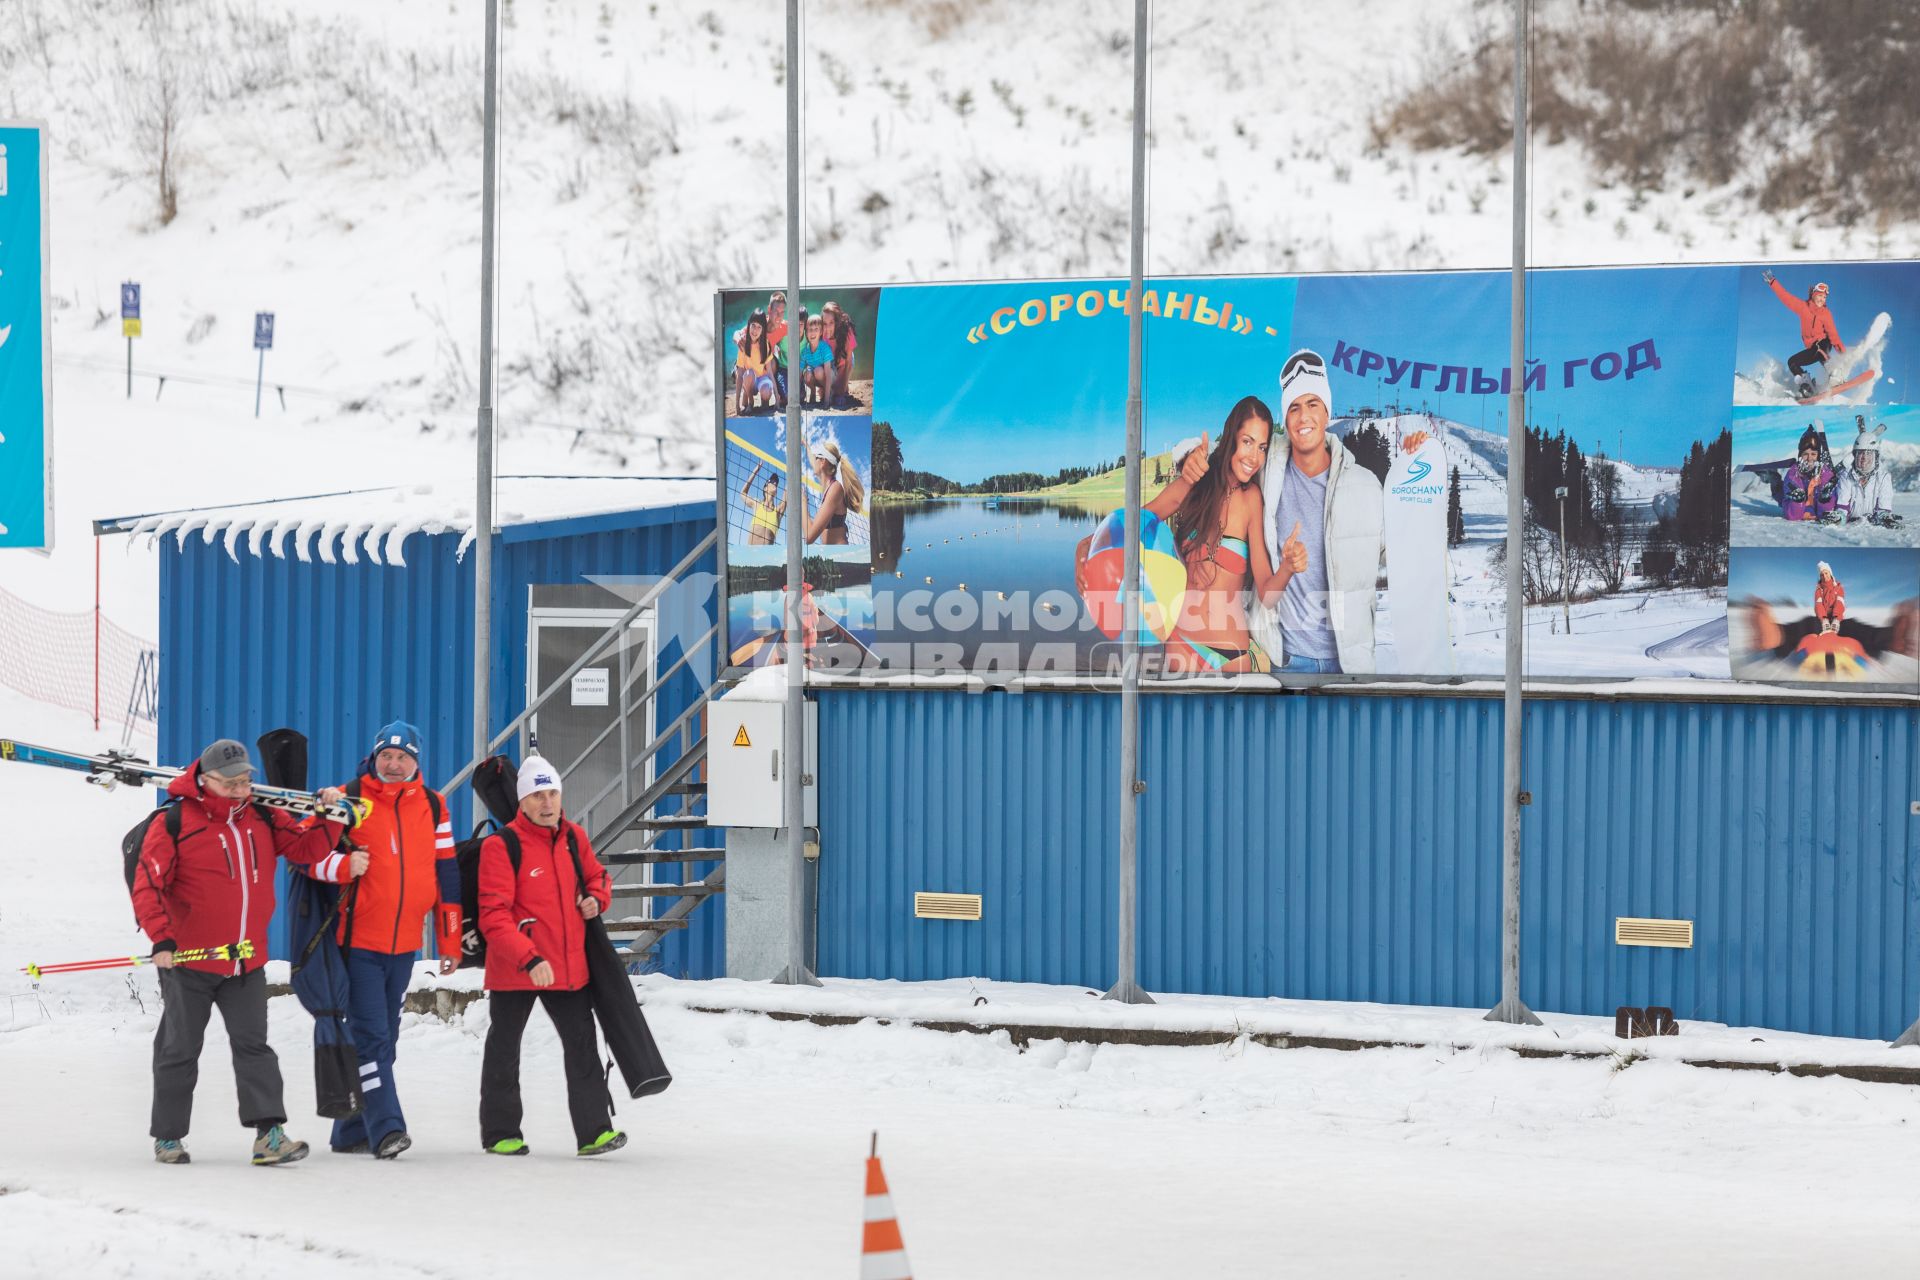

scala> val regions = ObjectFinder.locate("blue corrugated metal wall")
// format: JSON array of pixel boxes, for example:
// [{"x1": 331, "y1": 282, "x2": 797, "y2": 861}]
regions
[
  {"x1": 816, "y1": 690, "x2": 1920, "y2": 1040},
  {"x1": 155, "y1": 507, "x2": 722, "y2": 977}
]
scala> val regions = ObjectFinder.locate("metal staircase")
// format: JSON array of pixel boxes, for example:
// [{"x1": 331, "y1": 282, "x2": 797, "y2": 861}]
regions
[{"x1": 443, "y1": 531, "x2": 726, "y2": 971}]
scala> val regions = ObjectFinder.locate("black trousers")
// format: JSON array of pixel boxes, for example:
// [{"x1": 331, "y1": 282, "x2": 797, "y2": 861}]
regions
[
  {"x1": 480, "y1": 987, "x2": 610, "y2": 1148},
  {"x1": 151, "y1": 966, "x2": 285, "y2": 1140},
  {"x1": 1788, "y1": 338, "x2": 1833, "y2": 379}
]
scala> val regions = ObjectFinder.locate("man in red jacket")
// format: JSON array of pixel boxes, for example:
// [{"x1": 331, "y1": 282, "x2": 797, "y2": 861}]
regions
[
  {"x1": 309, "y1": 719, "x2": 462, "y2": 1160},
  {"x1": 130, "y1": 739, "x2": 364, "y2": 1166},
  {"x1": 476, "y1": 755, "x2": 625, "y2": 1158}
]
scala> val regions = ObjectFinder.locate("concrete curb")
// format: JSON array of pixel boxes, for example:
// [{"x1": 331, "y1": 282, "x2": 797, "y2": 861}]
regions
[
  {"x1": 272, "y1": 986, "x2": 1920, "y2": 1088},
  {"x1": 670, "y1": 1003, "x2": 1920, "y2": 1089}
]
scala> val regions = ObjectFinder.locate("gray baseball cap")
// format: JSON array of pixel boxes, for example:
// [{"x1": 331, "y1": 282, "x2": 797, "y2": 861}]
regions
[{"x1": 199, "y1": 739, "x2": 254, "y2": 780}]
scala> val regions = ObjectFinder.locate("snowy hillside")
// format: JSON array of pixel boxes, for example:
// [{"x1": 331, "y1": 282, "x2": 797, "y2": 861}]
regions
[
  {"x1": 1336, "y1": 411, "x2": 1681, "y2": 533},
  {"x1": 10, "y1": 0, "x2": 1919, "y2": 485}
]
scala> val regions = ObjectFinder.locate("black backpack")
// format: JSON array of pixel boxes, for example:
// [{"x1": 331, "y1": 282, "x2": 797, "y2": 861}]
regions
[
  {"x1": 454, "y1": 754, "x2": 527, "y2": 968},
  {"x1": 122, "y1": 803, "x2": 185, "y2": 892},
  {"x1": 122, "y1": 798, "x2": 273, "y2": 894},
  {"x1": 455, "y1": 823, "x2": 587, "y2": 969}
]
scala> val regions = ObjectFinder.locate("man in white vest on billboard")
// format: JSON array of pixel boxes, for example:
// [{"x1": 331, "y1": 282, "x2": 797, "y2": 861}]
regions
[{"x1": 1175, "y1": 349, "x2": 1426, "y2": 674}]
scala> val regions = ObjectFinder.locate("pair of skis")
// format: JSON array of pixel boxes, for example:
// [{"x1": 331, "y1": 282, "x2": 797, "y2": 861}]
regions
[
  {"x1": 0, "y1": 738, "x2": 366, "y2": 826},
  {"x1": 2, "y1": 736, "x2": 366, "y2": 983}
]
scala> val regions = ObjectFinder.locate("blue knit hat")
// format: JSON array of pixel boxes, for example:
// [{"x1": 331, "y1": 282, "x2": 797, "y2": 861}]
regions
[{"x1": 371, "y1": 719, "x2": 424, "y2": 766}]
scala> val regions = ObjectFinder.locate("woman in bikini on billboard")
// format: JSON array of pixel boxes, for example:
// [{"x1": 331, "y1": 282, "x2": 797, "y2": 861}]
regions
[{"x1": 1147, "y1": 395, "x2": 1280, "y2": 673}]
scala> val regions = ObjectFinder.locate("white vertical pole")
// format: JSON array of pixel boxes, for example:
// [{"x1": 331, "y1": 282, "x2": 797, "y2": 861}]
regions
[
  {"x1": 775, "y1": 0, "x2": 820, "y2": 988},
  {"x1": 1104, "y1": 0, "x2": 1153, "y2": 1007},
  {"x1": 1488, "y1": 0, "x2": 1541, "y2": 1027},
  {"x1": 474, "y1": 0, "x2": 501, "y2": 764}
]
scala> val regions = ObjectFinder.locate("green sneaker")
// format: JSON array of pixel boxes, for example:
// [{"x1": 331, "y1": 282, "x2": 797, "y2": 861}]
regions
[
  {"x1": 576, "y1": 1130, "x2": 627, "y2": 1157},
  {"x1": 154, "y1": 1139, "x2": 190, "y2": 1165},
  {"x1": 485, "y1": 1138, "x2": 530, "y2": 1156},
  {"x1": 251, "y1": 1125, "x2": 309, "y2": 1167}
]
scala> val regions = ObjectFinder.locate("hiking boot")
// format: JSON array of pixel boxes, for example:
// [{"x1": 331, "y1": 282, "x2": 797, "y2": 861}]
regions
[
  {"x1": 251, "y1": 1125, "x2": 309, "y2": 1167},
  {"x1": 331, "y1": 1140, "x2": 369, "y2": 1155},
  {"x1": 485, "y1": 1138, "x2": 530, "y2": 1157},
  {"x1": 576, "y1": 1130, "x2": 627, "y2": 1157},
  {"x1": 373, "y1": 1130, "x2": 412, "y2": 1160},
  {"x1": 154, "y1": 1139, "x2": 190, "y2": 1165}
]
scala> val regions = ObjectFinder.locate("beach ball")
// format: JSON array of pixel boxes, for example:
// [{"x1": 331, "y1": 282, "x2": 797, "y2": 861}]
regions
[{"x1": 1081, "y1": 509, "x2": 1187, "y2": 644}]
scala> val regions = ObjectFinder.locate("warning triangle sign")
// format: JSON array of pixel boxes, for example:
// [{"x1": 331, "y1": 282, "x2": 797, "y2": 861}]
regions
[{"x1": 732, "y1": 724, "x2": 752, "y2": 748}]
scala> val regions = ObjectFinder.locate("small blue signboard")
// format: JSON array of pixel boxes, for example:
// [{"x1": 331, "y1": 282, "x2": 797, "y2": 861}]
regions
[
  {"x1": 254, "y1": 311, "x2": 275, "y2": 351},
  {"x1": 121, "y1": 282, "x2": 140, "y2": 320},
  {"x1": 0, "y1": 122, "x2": 53, "y2": 548}
]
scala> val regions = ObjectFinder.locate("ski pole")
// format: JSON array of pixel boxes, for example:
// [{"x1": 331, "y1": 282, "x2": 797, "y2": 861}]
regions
[{"x1": 23, "y1": 939, "x2": 255, "y2": 979}]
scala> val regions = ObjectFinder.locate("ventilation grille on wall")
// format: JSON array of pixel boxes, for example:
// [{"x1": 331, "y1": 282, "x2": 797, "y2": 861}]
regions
[
  {"x1": 1615, "y1": 917, "x2": 1693, "y2": 949},
  {"x1": 914, "y1": 892, "x2": 983, "y2": 921}
]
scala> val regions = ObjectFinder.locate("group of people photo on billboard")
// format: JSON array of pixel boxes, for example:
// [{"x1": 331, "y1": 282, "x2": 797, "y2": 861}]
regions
[
  {"x1": 720, "y1": 289, "x2": 880, "y2": 670},
  {"x1": 717, "y1": 261, "x2": 1919, "y2": 690}
]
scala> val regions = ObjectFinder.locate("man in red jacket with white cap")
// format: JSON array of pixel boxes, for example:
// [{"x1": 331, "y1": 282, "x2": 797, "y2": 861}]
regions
[
  {"x1": 130, "y1": 738, "x2": 364, "y2": 1166},
  {"x1": 476, "y1": 754, "x2": 624, "y2": 1158}
]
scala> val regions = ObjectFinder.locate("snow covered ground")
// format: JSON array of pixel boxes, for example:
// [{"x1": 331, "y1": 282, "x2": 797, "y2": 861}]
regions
[{"x1": 6, "y1": 690, "x2": 1920, "y2": 1277}]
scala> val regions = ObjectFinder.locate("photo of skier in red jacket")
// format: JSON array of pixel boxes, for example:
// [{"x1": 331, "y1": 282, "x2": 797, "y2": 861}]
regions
[
  {"x1": 1764, "y1": 270, "x2": 1846, "y2": 398},
  {"x1": 130, "y1": 738, "x2": 363, "y2": 1167},
  {"x1": 1814, "y1": 560, "x2": 1846, "y2": 634}
]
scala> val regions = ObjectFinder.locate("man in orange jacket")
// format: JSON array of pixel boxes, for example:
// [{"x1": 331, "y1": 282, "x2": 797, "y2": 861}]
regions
[{"x1": 311, "y1": 720, "x2": 460, "y2": 1160}]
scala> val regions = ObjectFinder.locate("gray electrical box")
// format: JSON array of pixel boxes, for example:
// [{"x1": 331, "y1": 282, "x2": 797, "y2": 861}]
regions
[{"x1": 708, "y1": 697, "x2": 815, "y2": 828}]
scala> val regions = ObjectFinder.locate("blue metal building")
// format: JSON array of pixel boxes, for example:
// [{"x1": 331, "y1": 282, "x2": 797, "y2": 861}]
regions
[
  {"x1": 100, "y1": 479, "x2": 1920, "y2": 1039},
  {"x1": 813, "y1": 687, "x2": 1920, "y2": 1042},
  {"x1": 96, "y1": 477, "x2": 724, "y2": 977}
]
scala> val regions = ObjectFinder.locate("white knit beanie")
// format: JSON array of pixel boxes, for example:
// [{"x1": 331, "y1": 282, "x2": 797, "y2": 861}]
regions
[
  {"x1": 517, "y1": 755, "x2": 562, "y2": 801},
  {"x1": 1278, "y1": 348, "x2": 1334, "y2": 424}
]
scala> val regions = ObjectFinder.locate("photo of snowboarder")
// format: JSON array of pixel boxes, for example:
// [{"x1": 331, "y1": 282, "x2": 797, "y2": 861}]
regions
[
  {"x1": 1730, "y1": 405, "x2": 1918, "y2": 547},
  {"x1": 1733, "y1": 261, "x2": 1920, "y2": 407},
  {"x1": 1729, "y1": 547, "x2": 1920, "y2": 684}
]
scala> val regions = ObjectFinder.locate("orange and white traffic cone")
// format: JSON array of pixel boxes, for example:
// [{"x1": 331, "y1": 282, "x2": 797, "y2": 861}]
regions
[{"x1": 861, "y1": 1133, "x2": 912, "y2": 1280}]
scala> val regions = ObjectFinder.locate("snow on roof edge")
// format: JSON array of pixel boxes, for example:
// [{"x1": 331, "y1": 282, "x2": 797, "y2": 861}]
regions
[{"x1": 92, "y1": 475, "x2": 715, "y2": 567}]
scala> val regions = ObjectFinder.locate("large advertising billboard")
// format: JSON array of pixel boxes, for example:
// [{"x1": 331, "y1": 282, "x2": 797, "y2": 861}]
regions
[{"x1": 718, "y1": 262, "x2": 1919, "y2": 689}]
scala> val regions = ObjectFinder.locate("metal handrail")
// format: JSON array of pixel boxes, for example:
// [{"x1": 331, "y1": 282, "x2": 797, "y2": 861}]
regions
[
  {"x1": 552, "y1": 619, "x2": 721, "y2": 785},
  {"x1": 440, "y1": 528, "x2": 716, "y2": 801},
  {"x1": 588, "y1": 686, "x2": 717, "y2": 852}
]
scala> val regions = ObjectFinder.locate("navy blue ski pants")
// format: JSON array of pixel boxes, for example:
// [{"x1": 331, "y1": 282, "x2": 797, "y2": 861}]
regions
[{"x1": 331, "y1": 948, "x2": 414, "y2": 1152}]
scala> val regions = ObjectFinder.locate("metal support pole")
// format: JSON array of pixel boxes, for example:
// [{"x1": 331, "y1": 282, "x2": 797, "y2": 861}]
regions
[
  {"x1": 93, "y1": 537, "x2": 101, "y2": 732},
  {"x1": 1104, "y1": 0, "x2": 1153, "y2": 1007},
  {"x1": 126, "y1": 337, "x2": 132, "y2": 399},
  {"x1": 774, "y1": 0, "x2": 819, "y2": 988},
  {"x1": 1557, "y1": 487, "x2": 1570, "y2": 635},
  {"x1": 473, "y1": 0, "x2": 501, "y2": 764},
  {"x1": 1488, "y1": 0, "x2": 1540, "y2": 1027},
  {"x1": 254, "y1": 348, "x2": 264, "y2": 418}
]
